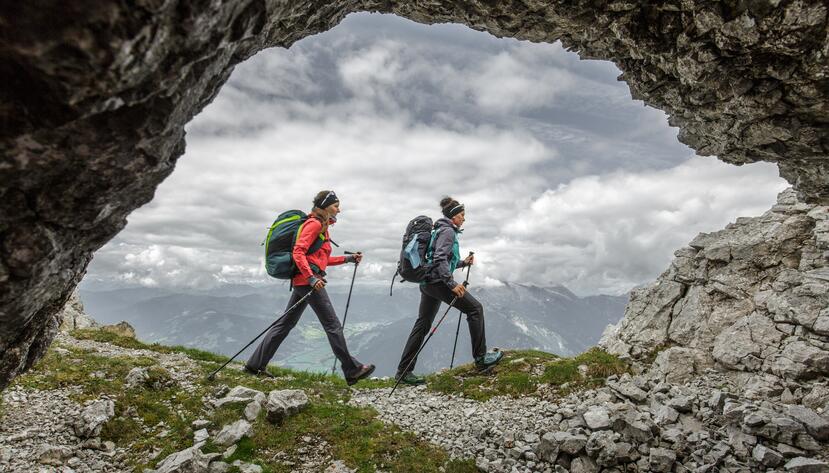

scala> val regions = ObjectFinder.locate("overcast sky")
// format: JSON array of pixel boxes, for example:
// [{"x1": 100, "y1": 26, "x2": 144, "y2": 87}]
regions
[{"x1": 84, "y1": 13, "x2": 788, "y2": 296}]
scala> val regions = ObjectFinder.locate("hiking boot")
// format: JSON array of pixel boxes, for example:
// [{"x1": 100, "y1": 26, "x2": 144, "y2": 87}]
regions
[
  {"x1": 474, "y1": 351, "x2": 503, "y2": 370},
  {"x1": 244, "y1": 365, "x2": 276, "y2": 378},
  {"x1": 396, "y1": 372, "x2": 426, "y2": 386},
  {"x1": 346, "y1": 364, "x2": 376, "y2": 386}
]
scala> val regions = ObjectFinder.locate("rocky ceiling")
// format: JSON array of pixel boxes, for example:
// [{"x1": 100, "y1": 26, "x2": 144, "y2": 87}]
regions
[{"x1": 0, "y1": 1, "x2": 826, "y2": 389}]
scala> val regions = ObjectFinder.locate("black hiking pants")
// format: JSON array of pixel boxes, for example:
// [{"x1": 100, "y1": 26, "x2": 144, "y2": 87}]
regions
[
  {"x1": 246, "y1": 286, "x2": 361, "y2": 377},
  {"x1": 396, "y1": 282, "x2": 486, "y2": 376}
]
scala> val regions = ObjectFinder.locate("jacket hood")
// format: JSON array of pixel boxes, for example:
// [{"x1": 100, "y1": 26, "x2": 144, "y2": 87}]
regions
[{"x1": 434, "y1": 217, "x2": 459, "y2": 232}]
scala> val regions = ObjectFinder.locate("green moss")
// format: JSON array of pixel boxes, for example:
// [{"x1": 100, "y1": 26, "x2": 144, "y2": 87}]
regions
[{"x1": 541, "y1": 359, "x2": 580, "y2": 385}]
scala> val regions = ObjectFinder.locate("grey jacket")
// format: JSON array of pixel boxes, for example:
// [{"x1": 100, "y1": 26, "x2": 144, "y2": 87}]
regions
[{"x1": 426, "y1": 218, "x2": 468, "y2": 288}]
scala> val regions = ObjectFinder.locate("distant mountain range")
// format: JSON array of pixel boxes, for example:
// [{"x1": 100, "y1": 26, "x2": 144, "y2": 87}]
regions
[{"x1": 79, "y1": 282, "x2": 628, "y2": 377}]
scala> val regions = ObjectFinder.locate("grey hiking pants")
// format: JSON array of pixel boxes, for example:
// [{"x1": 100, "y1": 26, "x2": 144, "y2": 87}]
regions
[
  {"x1": 246, "y1": 286, "x2": 361, "y2": 377},
  {"x1": 396, "y1": 282, "x2": 487, "y2": 376}
]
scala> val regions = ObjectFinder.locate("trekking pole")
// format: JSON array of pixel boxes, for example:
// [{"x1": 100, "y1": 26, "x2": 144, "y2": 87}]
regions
[
  {"x1": 450, "y1": 252, "x2": 473, "y2": 369},
  {"x1": 206, "y1": 289, "x2": 316, "y2": 381},
  {"x1": 332, "y1": 251, "x2": 360, "y2": 375},
  {"x1": 388, "y1": 281, "x2": 470, "y2": 398}
]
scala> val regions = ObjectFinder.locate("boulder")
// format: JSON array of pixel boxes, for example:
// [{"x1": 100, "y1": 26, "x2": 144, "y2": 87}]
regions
[
  {"x1": 244, "y1": 401, "x2": 261, "y2": 421},
  {"x1": 785, "y1": 405, "x2": 829, "y2": 441},
  {"x1": 607, "y1": 380, "x2": 648, "y2": 403},
  {"x1": 771, "y1": 340, "x2": 829, "y2": 380},
  {"x1": 648, "y1": 447, "x2": 676, "y2": 473},
  {"x1": 753, "y1": 445, "x2": 784, "y2": 467},
  {"x1": 101, "y1": 321, "x2": 137, "y2": 339},
  {"x1": 582, "y1": 406, "x2": 611, "y2": 430},
  {"x1": 214, "y1": 420, "x2": 253, "y2": 447},
  {"x1": 58, "y1": 290, "x2": 98, "y2": 332},
  {"x1": 570, "y1": 456, "x2": 599, "y2": 473},
  {"x1": 194, "y1": 429, "x2": 209, "y2": 443},
  {"x1": 125, "y1": 367, "x2": 150, "y2": 389},
  {"x1": 147, "y1": 443, "x2": 211, "y2": 473},
  {"x1": 72, "y1": 399, "x2": 115, "y2": 438},
  {"x1": 213, "y1": 386, "x2": 266, "y2": 408},
  {"x1": 784, "y1": 457, "x2": 829, "y2": 473},
  {"x1": 34, "y1": 445, "x2": 73, "y2": 466},
  {"x1": 265, "y1": 389, "x2": 308, "y2": 424}
]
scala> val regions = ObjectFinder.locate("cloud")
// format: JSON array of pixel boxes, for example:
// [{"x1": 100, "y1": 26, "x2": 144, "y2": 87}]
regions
[
  {"x1": 470, "y1": 156, "x2": 788, "y2": 295},
  {"x1": 84, "y1": 13, "x2": 789, "y2": 295}
]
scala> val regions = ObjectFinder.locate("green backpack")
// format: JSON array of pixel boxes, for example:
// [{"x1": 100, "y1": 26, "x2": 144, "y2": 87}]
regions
[{"x1": 264, "y1": 210, "x2": 326, "y2": 279}]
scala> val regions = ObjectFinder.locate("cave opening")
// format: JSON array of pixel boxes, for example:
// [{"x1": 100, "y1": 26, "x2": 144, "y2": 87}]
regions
[{"x1": 78, "y1": 13, "x2": 786, "y2": 374}]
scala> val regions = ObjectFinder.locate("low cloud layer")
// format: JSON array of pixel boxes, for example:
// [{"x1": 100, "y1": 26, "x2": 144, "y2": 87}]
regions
[{"x1": 84, "y1": 13, "x2": 787, "y2": 296}]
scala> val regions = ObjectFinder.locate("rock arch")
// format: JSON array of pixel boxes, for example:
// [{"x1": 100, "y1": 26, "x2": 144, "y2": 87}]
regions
[{"x1": 1, "y1": 1, "x2": 826, "y2": 388}]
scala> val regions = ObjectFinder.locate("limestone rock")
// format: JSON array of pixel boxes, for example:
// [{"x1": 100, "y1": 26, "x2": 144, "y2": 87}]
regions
[
  {"x1": 125, "y1": 367, "x2": 150, "y2": 390},
  {"x1": 784, "y1": 457, "x2": 829, "y2": 473},
  {"x1": 244, "y1": 401, "x2": 261, "y2": 421},
  {"x1": 72, "y1": 399, "x2": 115, "y2": 438},
  {"x1": 785, "y1": 405, "x2": 829, "y2": 441},
  {"x1": 213, "y1": 386, "x2": 266, "y2": 408},
  {"x1": 570, "y1": 455, "x2": 599, "y2": 473},
  {"x1": 34, "y1": 445, "x2": 73, "y2": 466},
  {"x1": 603, "y1": 189, "x2": 828, "y2": 383},
  {"x1": 582, "y1": 406, "x2": 611, "y2": 430},
  {"x1": 100, "y1": 321, "x2": 137, "y2": 339},
  {"x1": 648, "y1": 447, "x2": 676, "y2": 473},
  {"x1": 325, "y1": 460, "x2": 356, "y2": 473},
  {"x1": 214, "y1": 420, "x2": 253, "y2": 447},
  {"x1": 58, "y1": 290, "x2": 98, "y2": 332},
  {"x1": 147, "y1": 443, "x2": 211, "y2": 473},
  {"x1": 193, "y1": 428, "x2": 209, "y2": 444},
  {"x1": 753, "y1": 444, "x2": 784, "y2": 467},
  {"x1": 265, "y1": 389, "x2": 308, "y2": 424},
  {"x1": 231, "y1": 460, "x2": 262, "y2": 473}
]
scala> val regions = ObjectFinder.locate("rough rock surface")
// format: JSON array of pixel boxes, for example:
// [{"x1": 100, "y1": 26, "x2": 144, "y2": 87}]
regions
[
  {"x1": 2, "y1": 332, "x2": 342, "y2": 473},
  {"x1": 265, "y1": 389, "x2": 309, "y2": 424},
  {"x1": 72, "y1": 399, "x2": 116, "y2": 439},
  {"x1": 100, "y1": 321, "x2": 138, "y2": 339},
  {"x1": 349, "y1": 190, "x2": 829, "y2": 472},
  {"x1": 602, "y1": 188, "x2": 829, "y2": 386},
  {"x1": 213, "y1": 420, "x2": 253, "y2": 447},
  {"x1": 58, "y1": 290, "x2": 99, "y2": 332},
  {"x1": 354, "y1": 370, "x2": 829, "y2": 473},
  {"x1": 2, "y1": 0, "x2": 828, "y2": 390},
  {"x1": 0, "y1": 385, "x2": 129, "y2": 472}
]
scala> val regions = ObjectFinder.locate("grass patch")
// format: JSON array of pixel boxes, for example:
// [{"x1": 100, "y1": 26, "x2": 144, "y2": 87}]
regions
[
  {"x1": 427, "y1": 348, "x2": 630, "y2": 401},
  {"x1": 9, "y1": 346, "x2": 156, "y2": 402},
  {"x1": 642, "y1": 341, "x2": 675, "y2": 366},
  {"x1": 71, "y1": 328, "x2": 230, "y2": 364},
  {"x1": 13, "y1": 335, "x2": 482, "y2": 472}
]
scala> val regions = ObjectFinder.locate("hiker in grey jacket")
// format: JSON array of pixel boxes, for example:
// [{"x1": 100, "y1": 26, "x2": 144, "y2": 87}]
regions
[{"x1": 395, "y1": 196, "x2": 503, "y2": 386}]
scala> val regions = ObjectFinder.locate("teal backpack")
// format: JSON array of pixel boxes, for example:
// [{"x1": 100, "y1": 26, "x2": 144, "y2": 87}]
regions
[{"x1": 264, "y1": 210, "x2": 326, "y2": 279}]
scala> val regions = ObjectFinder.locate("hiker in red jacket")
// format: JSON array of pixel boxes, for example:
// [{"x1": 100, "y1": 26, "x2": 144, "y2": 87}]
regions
[{"x1": 246, "y1": 190, "x2": 375, "y2": 385}]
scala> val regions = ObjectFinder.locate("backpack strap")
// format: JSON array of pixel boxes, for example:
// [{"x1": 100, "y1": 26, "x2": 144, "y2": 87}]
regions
[{"x1": 389, "y1": 268, "x2": 398, "y2": 296}]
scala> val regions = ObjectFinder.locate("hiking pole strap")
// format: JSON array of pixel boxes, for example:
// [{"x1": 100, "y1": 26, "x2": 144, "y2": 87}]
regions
[{"x1": 207, "y1": 289, "x2": 315, "y2": 380}]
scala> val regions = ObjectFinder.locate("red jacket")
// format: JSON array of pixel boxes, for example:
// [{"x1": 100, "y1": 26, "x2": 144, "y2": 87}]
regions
[{"x1": 292, "y1": 216, "x2": 346, "y2": 286}]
